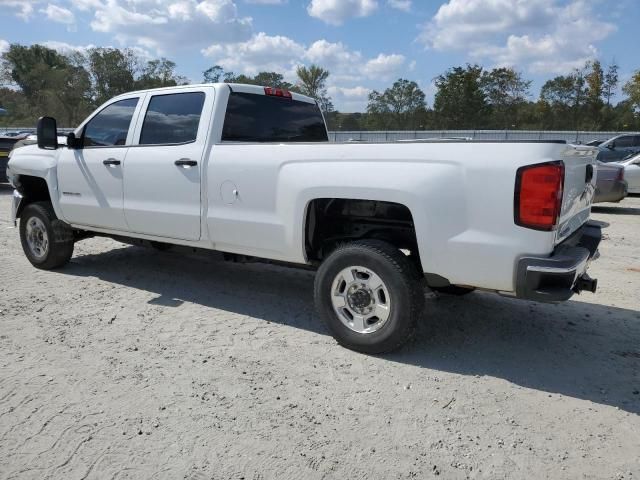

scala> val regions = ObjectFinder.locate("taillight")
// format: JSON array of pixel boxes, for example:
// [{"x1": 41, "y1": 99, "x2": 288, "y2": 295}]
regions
[
  {"x1": 616, "y1": 168, "x2": 625, "y2": 182},
  {"x1": 514, "y1": 161, "x2": 564, "y2": 231},
  {"x1": 264, "y1": 87, "x2": 292, "y2": 99}
]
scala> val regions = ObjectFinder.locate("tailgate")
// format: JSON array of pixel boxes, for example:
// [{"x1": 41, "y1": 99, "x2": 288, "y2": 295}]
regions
[{"x1": 555, "y1": 145, "x2": 598, "y2": 244}]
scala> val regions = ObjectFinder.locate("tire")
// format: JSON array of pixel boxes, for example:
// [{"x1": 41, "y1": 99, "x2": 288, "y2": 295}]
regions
[
  {"x1": 19, "y1": 202, "x2": 74, "y2": 270},
  {"x1": 431, "y1": 285, "x2": 475, "y2": 296},
  {"x1": 314, "y1": 240, "x2": 424, "y2": 354}
]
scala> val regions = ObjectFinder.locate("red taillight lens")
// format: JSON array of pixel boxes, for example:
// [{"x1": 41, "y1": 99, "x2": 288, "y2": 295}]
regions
[
  {"x1": 616, "y1": 168, "x2": 625, "y2": 181},
  {"x1": 515, "y1": 161, "x2": 564, "y2": 231},
  {"x1": 264, "y1": 87, "x2": 292, "y2": 99}
]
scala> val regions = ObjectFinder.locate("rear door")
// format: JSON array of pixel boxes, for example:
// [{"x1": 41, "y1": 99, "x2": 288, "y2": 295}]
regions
[
  {"x1": 123, "y1": 88, "x2": 213, "y2": 240},
  {"x1": 57, "y1": 96, "x2": 141, "y2": 230}
]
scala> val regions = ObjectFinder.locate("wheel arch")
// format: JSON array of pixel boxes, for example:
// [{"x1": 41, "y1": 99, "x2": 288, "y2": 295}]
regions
[{"x1": 302, "y1": 197, "x2": 421, "y2": 266}]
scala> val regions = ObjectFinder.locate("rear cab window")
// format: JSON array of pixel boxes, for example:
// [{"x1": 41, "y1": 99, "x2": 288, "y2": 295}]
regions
[{"x1": 222, "y1": 92, "x2": 328, "y2": 143}]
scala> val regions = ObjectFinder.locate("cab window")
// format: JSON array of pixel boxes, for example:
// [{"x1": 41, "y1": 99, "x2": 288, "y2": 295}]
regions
[
  {"x1": 83, "y1": 98, "x2": 139, "y2": 147},
  {"x1": 139, "y1": 92, "x2": 205, "y2": 145}
]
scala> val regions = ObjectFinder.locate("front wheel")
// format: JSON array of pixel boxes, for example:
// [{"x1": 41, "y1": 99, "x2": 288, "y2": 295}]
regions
[
  {"x1": 314, "y1": 240, "x2": 424, "y2": 354},
  {"x1": 19, "y1": 202, "x2": 74, "y2": 270}
]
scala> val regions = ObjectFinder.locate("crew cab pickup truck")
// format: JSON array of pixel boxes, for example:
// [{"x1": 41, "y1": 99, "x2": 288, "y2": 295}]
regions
[{"x1": 7, "y1": 83, "x2": 601, "y2": 353}]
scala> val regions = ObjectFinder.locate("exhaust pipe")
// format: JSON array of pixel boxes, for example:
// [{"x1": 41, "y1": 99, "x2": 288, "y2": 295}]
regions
[{"x1": 574, "y1": 274, "x2": 598, "y2": 294}]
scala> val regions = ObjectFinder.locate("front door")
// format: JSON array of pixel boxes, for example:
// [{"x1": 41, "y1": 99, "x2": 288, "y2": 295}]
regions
[
  {"x1": 123, "y1": 90, "x2": 211, "y2": 241},
  {"x1": 57, "y1": 97, "x2": 141, "y2": 230}
]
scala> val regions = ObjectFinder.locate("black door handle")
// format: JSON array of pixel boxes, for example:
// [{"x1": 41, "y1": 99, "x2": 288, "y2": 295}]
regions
[
  {"x1": 175, "y1": 159, "x2": 197, "y2": 167},
  {"x1": 103, "y1": 159, "x2": 121, "y2": 166}
]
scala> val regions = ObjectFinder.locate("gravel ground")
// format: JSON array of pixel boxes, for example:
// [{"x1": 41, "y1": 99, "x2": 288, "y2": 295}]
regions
[{"x1": 0, "y1": 185, "x2": 639, "y2": 480}]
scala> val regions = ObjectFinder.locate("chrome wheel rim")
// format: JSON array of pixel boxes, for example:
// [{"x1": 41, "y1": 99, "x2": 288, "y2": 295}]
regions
[
  {"x1": 25, "y1": 216, "x2": 49, "y2": 260},
  {"x1": 330, "y1": 266, "x2": 392, "y2": 334}
]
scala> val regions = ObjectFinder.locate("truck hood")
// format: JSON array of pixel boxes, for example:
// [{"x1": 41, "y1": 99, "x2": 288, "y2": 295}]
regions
[{"x1": 7, "y1": 144, "x2": 60, "y2": 183}]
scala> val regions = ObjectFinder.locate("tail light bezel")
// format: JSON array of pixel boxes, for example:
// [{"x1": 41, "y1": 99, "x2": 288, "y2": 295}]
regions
[{"x1": 514, "y1": 160, "x2": 565, "y2": 232}]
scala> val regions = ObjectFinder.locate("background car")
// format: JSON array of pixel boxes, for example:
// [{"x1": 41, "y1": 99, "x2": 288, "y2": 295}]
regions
[
  {"x1": 597, "y1": 134, "x2": 640, "y2": 162},
  {"x1": 615, "y1": 153, "x2": 640, "y2": 194},
  {"x1": 594, "y1": 161, "x2": 628, "y2": 203},
  {"x1": 0, "y1": 133, "x2": 29, "y2": 183}
]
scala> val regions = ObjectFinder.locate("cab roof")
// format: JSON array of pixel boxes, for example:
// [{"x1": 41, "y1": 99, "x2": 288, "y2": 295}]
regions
[{"x1": 112, "y1": 83, "x2": 317, "y2": 105}]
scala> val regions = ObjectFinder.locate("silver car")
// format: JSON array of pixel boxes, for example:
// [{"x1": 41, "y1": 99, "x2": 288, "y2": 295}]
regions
[
  {"x1": 615, "y1": 153, "x2": 640, "y2": 194},
  {"x1": 597, "y1": 134, "x2": 640, "y2": 162}
]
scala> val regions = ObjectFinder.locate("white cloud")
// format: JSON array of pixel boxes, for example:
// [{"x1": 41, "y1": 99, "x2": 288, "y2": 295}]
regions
[
  {"x1": 0, "y1": 39, "x2": 9, "y2": 54},
  {"x1": 420, "y1": 0, "x2": 616, "y2": 74},
  {"x1": 244, "y1": 0, "x2": 286, "y2": 3},
  {"x1": 307, "y1": 0, "x2": 378, "y2": 25},
  {"x1": 363, "y1": 53, "x2": 405, "y2": 77},
  {"x1": 41, "y1": 4, "x2": 75, "y2": 25},
  {"x1": 327, "y1": 85, "x2": 371, "y2": 111},
  {"x1": 203, "y1": 34, "x2": 406, "y2": 84},
  {"x1": 85, "y1": 0, "x2": 252, "y2": 53},
  {"x1": 387, "y1": 0, "x2": 410, "y2": 12},
  {"x1": 1, "y1": 0, "x2": 38, "y2": 20},
  {"x1": 42, "y1": 41, "x2": 96, "y2": 54},
  {"x1": 202, "y1": 32, "x2": 306, "y2": 77}
]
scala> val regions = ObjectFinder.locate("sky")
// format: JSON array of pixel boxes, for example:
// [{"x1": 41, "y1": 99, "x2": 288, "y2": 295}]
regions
[{"x1": 0, "y1": 0, "x2": 638, "y2": 112}]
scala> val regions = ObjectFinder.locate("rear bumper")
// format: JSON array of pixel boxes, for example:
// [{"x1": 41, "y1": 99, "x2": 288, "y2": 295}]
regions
[
  {"x1": 515, "y1": 221, "x2": 601, "y2": 302},
  {"x1": 594, "y1": 180, "x2": 628, "y2": 203}
]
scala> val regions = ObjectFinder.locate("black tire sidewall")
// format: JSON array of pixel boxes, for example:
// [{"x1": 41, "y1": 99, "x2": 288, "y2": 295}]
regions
[
  {"x1": 19, "y1": 203, "x2": 72, "y2": 269},
  {"x1": 315, "y1": 243, "x2": 420, "y2": 353}
]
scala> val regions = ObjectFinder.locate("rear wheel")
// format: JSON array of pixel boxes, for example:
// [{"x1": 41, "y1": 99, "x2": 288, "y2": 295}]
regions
[
  {"x1": 19, "y1": 202, "x2": 74, "y2": 269},
  {"x1": 314, "y1": 240, "x2": 424, "y2": 354}
]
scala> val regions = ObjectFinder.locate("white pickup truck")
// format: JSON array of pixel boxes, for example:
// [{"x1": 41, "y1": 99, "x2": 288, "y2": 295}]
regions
[{"x1": 7, "y1": 83, "x2": 601, "y2": 353}]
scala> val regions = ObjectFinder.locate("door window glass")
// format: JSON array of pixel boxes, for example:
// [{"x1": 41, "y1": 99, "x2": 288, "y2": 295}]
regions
[
  {"x1": 139, "y1": 92, "x2": 205, "y2": 145},
  {"x1": 614, "y1": 136, "x2": 634, "y2": 148},
  {"x1": 83, "y1": 98, "x2": 139, "y2": 147}
]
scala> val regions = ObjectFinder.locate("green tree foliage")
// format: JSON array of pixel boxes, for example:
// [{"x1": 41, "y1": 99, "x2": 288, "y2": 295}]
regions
[
  {"x1": 136, "y1": 58, "x2": 187, "y2": 89},
  {"x1": 366, "y1": 79, "x2": 427, "y2": 130},
  {"x1": 623, "y1": 70, "x2": 640, "y2": 113},
  {"x1": 481, "y1": 67, "x2": 531, "y2": 129},
  {"x1": 86, "y1": 48, "x2": 137, "y2": 106},
  {"x1": 433, "y1": 65, "x2": 489, "y2": 129},
  {"x1": 1, "y1": 42, "x2": 638, "y2": 131},
  {"x1": 295, "y1": 65, "x2": 333, "y2": 114}
]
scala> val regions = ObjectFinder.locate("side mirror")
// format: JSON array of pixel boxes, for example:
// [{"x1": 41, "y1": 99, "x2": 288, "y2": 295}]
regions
[
  {"x1": 607, "y1": 143, "x2": 615, "y2": 150},
  {"x1": 66, "y1": 132, "x2": 82, "y2": 149},
  {"x1": 36, "y1": 116, "x2": 58, "y2": 150}
]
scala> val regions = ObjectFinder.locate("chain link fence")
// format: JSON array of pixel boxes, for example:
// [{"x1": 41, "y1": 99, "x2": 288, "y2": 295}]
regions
[{"x1": 328, "y1": 130, "x2": 640, "y2": 144}]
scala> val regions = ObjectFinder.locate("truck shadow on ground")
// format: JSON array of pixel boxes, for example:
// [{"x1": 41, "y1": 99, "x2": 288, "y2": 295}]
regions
[
  {"x1": 592, "y1": 205, "x2": 640, "y2": 215},
  {"x1": 61, "y1": 242, "x2": 640, "y2": 415}
]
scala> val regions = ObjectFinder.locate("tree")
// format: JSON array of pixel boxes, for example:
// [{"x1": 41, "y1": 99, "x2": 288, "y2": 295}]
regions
[
  {"x1": 296, "y1": 64, "x2": 333, "y2": 113},
  {"x1": 1, "y1": 44, "x2": 93, "y2": 126},
  {"x1": 433, "y1": 65, "x2": 489, "y2": 129},
  {"x1": 366, "y1": 79, "x2": 427, "y2": 130},
  {"x1": 136, "y1": 58, "x2": 187, "y2": 89},
  {"x1": 603, "y1": 62, "x2": 619, "y2": 107},
  {"x1": 539, "y1": 70, "x2": 589, "y2": 130},
  {"x1": 623, "y1": 70, "x2": 640, "y2": 114},
  {"x1": 481, "y1": 67, "x2": 531, "y2": 128},
  {"x1": 203, "y1": 65, "x2": 225, "y2": 83},
  {"x1": 87, "y1": 48, "x2": 137, "y2": 106}
]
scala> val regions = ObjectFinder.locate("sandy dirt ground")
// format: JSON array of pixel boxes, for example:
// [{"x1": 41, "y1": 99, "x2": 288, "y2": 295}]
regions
[{"x1": 0, "y1": 184, "x2": 639, "y2": 480}]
